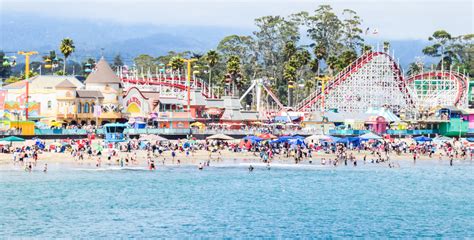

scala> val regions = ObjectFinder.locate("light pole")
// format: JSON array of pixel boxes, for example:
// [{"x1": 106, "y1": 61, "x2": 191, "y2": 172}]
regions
[
  {"x1": 182, "y1": 58, "x2": 197, "y2": 117},
  {"x1": 17, "y1": 51, "x2": 38, "y2": 120}
]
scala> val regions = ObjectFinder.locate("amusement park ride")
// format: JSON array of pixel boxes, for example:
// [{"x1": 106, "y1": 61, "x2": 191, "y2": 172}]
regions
[
  {"x1": 4, "y1": 45, "x2": 467, "y2": 122},
  {"x1": 116, "y1": 48, "x2": 469, "y2": 120}
]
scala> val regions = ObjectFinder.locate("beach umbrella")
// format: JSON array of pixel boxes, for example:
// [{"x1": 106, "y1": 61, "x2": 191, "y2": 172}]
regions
[
  {"x1": 206, "y1": 134, "x2": 234, "y2": 141},
  {"x1": 243, "y1": 135, "x2": 263, "y2": 143},
  {"x1": 257, "y1": 133, "x2": 277, "y2": 139},
  {"x1": 433, "y1": 136, "x2": 453, "y2": 143},
  {"x1": 466, "y1": 138, "x2": 474, "y2": 142},
  {"x1": 139, "y1": 134, "x2": 168, "y2": 141},
  {"x1": 305, "y1": 134, "x2": 331, "y2": 141},
  {"x1": 0, "y1": 136, "x2": 25, "y2": 143},
  {"x1": 359, "y1": 132, "x2": 382, "y2": 140},
  {"x1": 413, "y1": 136, "x2": 432, "y2": 142}
]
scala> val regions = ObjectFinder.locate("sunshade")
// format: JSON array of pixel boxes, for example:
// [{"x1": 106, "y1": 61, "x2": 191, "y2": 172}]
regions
[
  {"x1": 257, "y1": 133, "x2": 277, "y2": 139},
  {"x1": 206, "y1": 134, "x2": 234, "y2": 140},
  {"x1": 413, "y1": 136, "x2": 432, "y2": 142},
  {"x1": 305, "y1": 134, "x2": 332, "y2": 141},
  {"x1": 0, "y1": 136, "x2": 25, "y2": 142},
  {"x1": 359, "y1": 132, "x2": 382, "y2": 140},
  {"x1": 139, "y1": 134, "x2": 168, "y2": 141}
]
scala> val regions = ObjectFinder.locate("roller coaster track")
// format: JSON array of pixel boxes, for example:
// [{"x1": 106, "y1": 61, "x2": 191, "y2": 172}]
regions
[
  {"x1": 295, "y1": 51, "x2": 468, "y2": 112},
  {"x1": 121, "y1": 77, "x2": 213, "y2": 98}
]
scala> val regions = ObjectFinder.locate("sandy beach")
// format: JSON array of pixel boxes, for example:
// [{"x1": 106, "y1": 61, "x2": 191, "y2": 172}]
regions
[{"x1": 0, "y1": 139, "x2": 468, "y2": 170}]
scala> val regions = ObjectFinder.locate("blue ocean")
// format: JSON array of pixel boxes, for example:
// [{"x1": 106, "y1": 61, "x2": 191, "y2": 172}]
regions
[{"x1": 1, "y1": 162, "x2": 473, "y2": 238}]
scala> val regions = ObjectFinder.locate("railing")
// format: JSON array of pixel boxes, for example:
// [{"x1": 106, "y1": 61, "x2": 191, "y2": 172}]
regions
[
  {"x1": 191, "y1": 129, "x2": 325, "y2": 136},
  {"x1": 34, "y1": 129, "x2": 88, "y2": 135},
  {"x1": 329, "y1": 130, "x2": 370, "y2": 136},
  {"x1": 125, "y1": 128, "x2": 190, "y2": 135},
  {"x1": 386, "y1": 129, "x2": 438, "y2": 135}
]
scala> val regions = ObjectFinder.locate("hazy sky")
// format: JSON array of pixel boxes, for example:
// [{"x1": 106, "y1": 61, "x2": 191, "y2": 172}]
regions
[{"x1": 1, "y1": 0, "x2": 473, "y2": 40}]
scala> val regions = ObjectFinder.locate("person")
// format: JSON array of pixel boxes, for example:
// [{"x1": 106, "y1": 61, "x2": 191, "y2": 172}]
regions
[
  {"x1": 150, "y1": 159, "x2": 156, "y2": 170},
  {"x1": 43, "y1": 163, "x2": 48, "y2": 173},
  {"x1": 450, "y1": 156, "x2": 453, "y2": 166},
  {"x1": 198, "y1": 162, "x2": 203, "y2": 170},
  {"x1": 248, "y1": 165, "x2": 254, "y2": 172}
]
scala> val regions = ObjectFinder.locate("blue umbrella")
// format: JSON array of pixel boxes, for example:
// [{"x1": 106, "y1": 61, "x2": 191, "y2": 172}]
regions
[
  {"x1": 243, "y1": 136, "x2": 262, "y2": 143},
  {"x1": 413, "y1": 136, "x2": 432, "y2": 142}
]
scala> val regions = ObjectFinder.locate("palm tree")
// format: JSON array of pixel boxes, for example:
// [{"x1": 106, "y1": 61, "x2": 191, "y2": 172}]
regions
[
  {"x1": 205, "y1": 50, "x2": 220, "y2": 97},
  {"x1": 59, "y1": 38, "x2": 75, "y2": 74}
]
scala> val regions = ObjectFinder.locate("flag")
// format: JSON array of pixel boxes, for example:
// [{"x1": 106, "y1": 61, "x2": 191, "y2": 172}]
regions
[{"x1": 365, "y1": 27, "x2": 370, "y2": 35}]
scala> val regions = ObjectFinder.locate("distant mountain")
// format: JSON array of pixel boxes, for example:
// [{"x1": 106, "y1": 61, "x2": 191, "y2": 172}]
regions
[
  {"x1": 0, "y1": 12, "x2": 433, "y2": 68},
  {"x1": 0, "y1": 13, "x2": 249, "y2": 63}
]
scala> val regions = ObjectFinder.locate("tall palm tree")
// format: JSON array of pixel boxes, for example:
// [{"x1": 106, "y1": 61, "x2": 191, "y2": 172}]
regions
[
  {"x1": 59, "y1": 38, "x2": 75, "y2": 74},
  {"x1": 205, "y1": 50, "x2": 220, "y2": 97}
]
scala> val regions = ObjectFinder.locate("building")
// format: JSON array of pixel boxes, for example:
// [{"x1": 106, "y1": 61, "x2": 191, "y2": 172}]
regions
[{"x1": 1, "y1": 57, "x2": 123, "y2": 126}]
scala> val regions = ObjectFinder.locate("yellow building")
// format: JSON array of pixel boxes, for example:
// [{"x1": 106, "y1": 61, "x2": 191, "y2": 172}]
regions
[{"x1": 1, "y1": 58, "x2": 123, "y2": 126}]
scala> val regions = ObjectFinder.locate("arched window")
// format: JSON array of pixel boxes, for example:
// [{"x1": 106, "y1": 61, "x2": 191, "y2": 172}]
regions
[
  {"x1": 47, "y1": 100, "x2": 52, "y2": 109},
  {"x1": 84, "y1": 102, "x2": 89, "y2": 113},
  {"x1": 78, "y1": 102, "x2": 82, "y2": 113},
  {"x1": 91, "y1": 102, "x2": 95, "y2": 114}
]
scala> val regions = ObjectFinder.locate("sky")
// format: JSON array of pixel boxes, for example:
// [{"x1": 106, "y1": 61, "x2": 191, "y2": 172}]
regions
[{"x1": 1, "y1": 0, "x2": 473, "y2": 40}]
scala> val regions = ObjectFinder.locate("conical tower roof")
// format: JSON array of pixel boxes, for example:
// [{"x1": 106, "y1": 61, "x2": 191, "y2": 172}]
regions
[{"x1": 85, "y1": 57, "x2": 121, "y2": 84}]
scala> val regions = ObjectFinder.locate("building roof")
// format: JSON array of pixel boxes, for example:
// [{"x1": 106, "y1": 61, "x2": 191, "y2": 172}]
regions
[
  {"x1": 3, "y1": 80, "x2": 27, "y2": 89},
  {"x1": 85, "y1": 57, "x2": 121, "y2": 85},
  {"x1": 76, "y1": 90, "x2": 104, "y2": 98},
  {"x1": 3, "y1": 75, "x2": 83, "y2": 90},
  {"x1": 55, "y1": 79, "x2": 77, "y2": 89}
]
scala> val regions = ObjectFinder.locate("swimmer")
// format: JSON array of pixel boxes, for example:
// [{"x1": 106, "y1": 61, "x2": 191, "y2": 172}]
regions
[
  {"x1": 198, "y1": 163, "x2": 203, "y2": 170},
  {"x1": 43, "y1": 163, "x2": 48, "y2": 173},
  {"x1": 267, "y1": 162, "x2": 271, "y2": 170},
  {"x1": 248, "y1": 165, "x2": 254, "y2": 172}
]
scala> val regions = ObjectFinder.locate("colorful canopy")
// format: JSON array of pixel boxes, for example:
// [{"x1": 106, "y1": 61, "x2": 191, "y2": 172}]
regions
[
  {"x1": 243, "y1": 135, "x2": 263, "y2": 143},
  {"x1": 359, "y1": 132, "x2": 382, "y2": 140},
  {"x1": 207, "y1": 134, "x2": 234, "y2": 141},
  {"x1": 0, "y1": 136, "x2": 25, "y2": 142},
  {"x1": 413, "y1": 136, "x2": 432, "y2": 142},
  {"x1": 257, "y1": 133, "x2": 277, "y2": 139}
]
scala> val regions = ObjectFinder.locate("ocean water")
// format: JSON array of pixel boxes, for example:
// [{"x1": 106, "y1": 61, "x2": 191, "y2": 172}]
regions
[{"x1": 1, "y1": 161, "x2": 473, "y2": 238}]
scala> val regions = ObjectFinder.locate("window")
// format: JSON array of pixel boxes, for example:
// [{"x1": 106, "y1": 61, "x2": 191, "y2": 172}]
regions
[
  {"x1": 78, "y1": 102, "x2": 82, "y2": 113},
  {"x1": 47, "y1": 101, "x2": 52, "y2": 109},
  {"x1": 84, "y1": 103, "x2": 89, "y2": 113},
  {"x1": 91, "y1": 103, "x2": 95, "y2": 114}
]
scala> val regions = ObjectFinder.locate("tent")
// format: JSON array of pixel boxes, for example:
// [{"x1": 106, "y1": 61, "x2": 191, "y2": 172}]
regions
[
  {"x1": 258, "y1": 133, "x2": 277, "y2": 139},
  {"x1": 139, "y1": 134, "x2": 168, "y2": 141},
  {"x1": 413, "y1": 136, "x2": 432, "y2": 142},
  {"x1": 288, "y1": 138, "x2": 305, "y2": 146},
  {"x1": 305, "y1": 134, "x2": 332, "y2": 142},
  {"x1": 206, "y1": 134, "x2": 234, "y2": 141},
  {"x1": 433, "y1": 136, "x2": 452, "y2": 143},
  {"x1": 336, "y1": 137, "x2": 361, "y2": 146},
  {"x1": 0, "y1": 136, "x2": 25, "y2": 143},
  {"x1": 243, "y1": 136, "x2": 263, "y2": 143},
  {"x1": 359, "y1": 132, "x2": 382, "y2": 140}
]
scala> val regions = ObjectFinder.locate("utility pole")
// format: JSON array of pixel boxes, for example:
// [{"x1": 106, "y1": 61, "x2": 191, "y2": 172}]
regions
[{"x1": 18, "y1": 51, "x2": 38, "y2": 120}]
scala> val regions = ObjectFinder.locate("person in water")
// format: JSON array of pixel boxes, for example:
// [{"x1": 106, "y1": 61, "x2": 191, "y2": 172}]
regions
[
  {"x1": 43, "y1": 163, "x2": 48, "y2": 173},
  {"x1": 150, "y1": 159, "x2": 156, "y2": 170},
  {"x1": 248, "y1": 165, "x2": 254, "y2": 172},
  {"x1": 198, "y1": 163, "x2": 203, "y2": 170}
]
